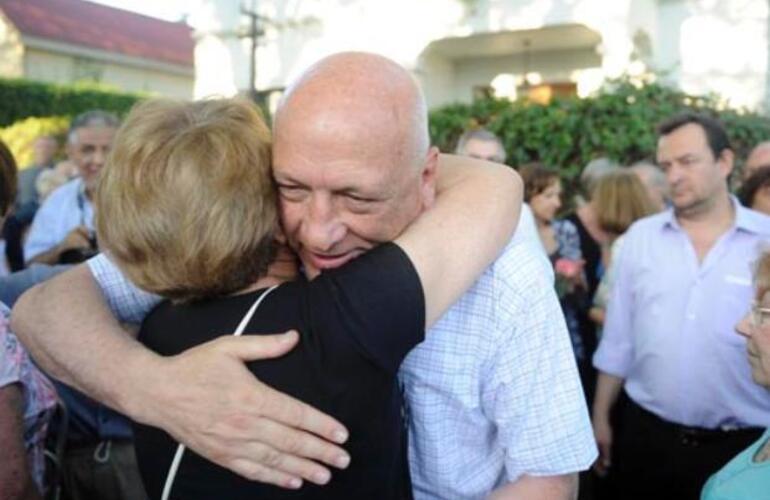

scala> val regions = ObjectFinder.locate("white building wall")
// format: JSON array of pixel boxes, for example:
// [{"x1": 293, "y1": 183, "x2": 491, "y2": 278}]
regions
[
  {"x1": 658, "y1": 0, "x2": 768, "y2": 110},
  {"x1": 23, "y1": 48, "x2": 193, "y2": 98},
  {"x1": 0, "y1": 15, "x2": 23, "y2": 78},
  {"x1": 192, "y1": 0, "x2": 770, "y2": 110}
]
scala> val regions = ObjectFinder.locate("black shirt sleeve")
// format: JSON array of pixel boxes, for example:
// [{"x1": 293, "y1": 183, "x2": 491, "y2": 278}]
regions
[{"x1": 307, "y1": 242, "x2": 425, "y2": 375}]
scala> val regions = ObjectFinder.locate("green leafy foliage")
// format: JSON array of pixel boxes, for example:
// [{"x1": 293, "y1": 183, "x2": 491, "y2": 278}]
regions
[
  {"x1": 429, "y1": 78, "x2": 770, "y2": 185},
  {"x1": 0, "y1": 115, "x2": 70, "y2": 169},
  {"x1": 0, "y1": 78, "x2": 145, "y2": 168},
  {"x1": 0, "y1": 78, "x2": 142, "y2": 127}
]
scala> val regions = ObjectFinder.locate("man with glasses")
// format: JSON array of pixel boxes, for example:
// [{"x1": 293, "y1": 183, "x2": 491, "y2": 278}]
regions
[{"x1": 591, "y1": 113, "x2": 770, "y2": 500}]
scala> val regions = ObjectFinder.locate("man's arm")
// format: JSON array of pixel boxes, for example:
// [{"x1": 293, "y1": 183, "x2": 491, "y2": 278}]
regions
[
  {"x1": 0, "y1": 385, "x2": 42, "y2": 500},
  {"x1": 489, "y1": 473, "x2": 578, "y2": 500},
  {"x1": 12, "y1": 264, "x2": 351, "y2": 489},
  {"x1": 395, "y1": 153, "x2": 522, "y2": 326},
  {"x1": 591, "y1": 231, "x2": 635, "y2": 476},
  {"x1": 591, "y1": 372, "x2": 624, "y2": 476}
]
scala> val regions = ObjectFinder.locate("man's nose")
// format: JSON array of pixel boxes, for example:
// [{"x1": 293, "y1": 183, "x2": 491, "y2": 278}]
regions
[
  {"x1": 92, "y1": 148, "x2": 108, "y2": 168},
  {"x1": 666, "y1": 165, "x2": 683, "y2": 186},
  {"x1": 302, "y1": 194, "x2": 346, "y2": 252}
]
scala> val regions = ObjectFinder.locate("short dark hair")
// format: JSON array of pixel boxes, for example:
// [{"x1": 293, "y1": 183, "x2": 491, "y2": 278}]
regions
[
  {"x1": 0, "y1": 139, "x2": 18, "y2": 217},
  {"x1": 739, "y1": 166, "x2": 770, "y2": 208},
  {"x1": 519, "y1": 162, "x2": 560, "y2": 202},
  {"x1": 656, "y1": 112, "x2": 731, "y2": 160}
]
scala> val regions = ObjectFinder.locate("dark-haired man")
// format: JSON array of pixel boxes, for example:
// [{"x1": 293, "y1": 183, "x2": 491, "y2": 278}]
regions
[{"x1": 592, "y1": 113, "x2": 770, "y2": 499}]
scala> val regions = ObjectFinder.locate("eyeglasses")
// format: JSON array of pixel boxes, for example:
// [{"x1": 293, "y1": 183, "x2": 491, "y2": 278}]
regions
[{"x1": 752, "y1": 302, "x2": 770, "y2": 327}]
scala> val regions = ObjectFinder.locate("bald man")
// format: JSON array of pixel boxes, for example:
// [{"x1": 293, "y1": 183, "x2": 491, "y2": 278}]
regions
[
  {"x1": 14, "y1": 53, "x2": 594, "y2": 499},
  {"x1": 744, "y1": 141, "x2": 770, "y2": 181}
]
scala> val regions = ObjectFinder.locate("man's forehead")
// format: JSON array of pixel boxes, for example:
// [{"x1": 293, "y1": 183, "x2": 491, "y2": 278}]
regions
[
  {"x1": 465, "y1": 138, "x2": 503, "y2": 154},
  {"x1": 73, "y1": 126, "x2": 116, "y2": 144},
  {"x1": 657, "y1": 124, "x2": 708, "y2": 154}
]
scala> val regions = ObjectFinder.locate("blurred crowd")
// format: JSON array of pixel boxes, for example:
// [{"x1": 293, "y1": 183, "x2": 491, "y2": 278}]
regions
[{"x1": 1, "y1": 78, "x2": 770, "y2": 500}]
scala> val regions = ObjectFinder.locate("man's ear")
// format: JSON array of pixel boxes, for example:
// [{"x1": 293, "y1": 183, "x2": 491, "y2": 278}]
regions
[
  {"x1": 718, "y1": 148, "x2": 735, "y2": 179},
  {"x1": 420, "y1": 146, "x2": 440, "y2": 210}
]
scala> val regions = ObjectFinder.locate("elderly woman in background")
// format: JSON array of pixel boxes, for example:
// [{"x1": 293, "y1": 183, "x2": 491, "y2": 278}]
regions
[
  {"x1": 700, "y1": 249, "x2": 770, "y2": 499},
  {"x1": 0, "y1": 139, "x2": 58, "y2": 500},
  {"x1": 589, "y1": 170, "x2": 656, "y2": 329}
]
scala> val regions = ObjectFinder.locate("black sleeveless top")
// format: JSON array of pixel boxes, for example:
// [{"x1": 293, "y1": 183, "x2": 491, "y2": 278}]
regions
[{"x1": 134, "y1": 243, "x2": 424, "y2": 499}]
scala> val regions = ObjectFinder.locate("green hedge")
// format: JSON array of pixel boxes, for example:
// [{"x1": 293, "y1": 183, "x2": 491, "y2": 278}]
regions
[
  {"x1": 429, "y1": 78, "x2": 770, "y2": 183},
  {"x1": 0, "y1": 78, "x2": 142, "y2": 127}
]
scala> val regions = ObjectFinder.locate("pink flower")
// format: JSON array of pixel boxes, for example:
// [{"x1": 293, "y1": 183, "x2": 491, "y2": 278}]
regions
[{"x1": 555, "y1": 258, "x2": 582, "y2": 278}]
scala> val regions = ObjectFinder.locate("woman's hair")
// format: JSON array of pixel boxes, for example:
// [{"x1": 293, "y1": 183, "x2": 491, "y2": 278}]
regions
[
  {"x1": 739, "y1": 166, "x2": 770, "y2": 209},
  {"x1": 0, "y1": 139, "x2": 18, "y2": 217},
  {"x1": 594, "y1": 169, "x2": 656, "y2": 236},
  {"x1": 579, "y1": 157, "x2": 618, "y2": 200},
  {"x1": 519, "y1": 163, "x2": 560, "y2": 202},
  {"x1": 95, "y1": 97, "x2": 276, "y2": 302}
]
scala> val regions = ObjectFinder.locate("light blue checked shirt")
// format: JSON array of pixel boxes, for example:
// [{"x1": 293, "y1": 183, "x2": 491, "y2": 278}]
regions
[
  {"x1": 594, "y1": 201, "x2": 770, "y2": 428},
  {"x1": 401, "y1": 235, "x2": 596, "y2": 499},
  {"x1": 87, "y1": 234, "x2": 596, "y2": 498}
]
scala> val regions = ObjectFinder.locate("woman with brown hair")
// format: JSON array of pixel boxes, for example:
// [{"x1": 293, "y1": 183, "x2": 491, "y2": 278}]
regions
[
  {"x1": 589, "y1": 170, "x2": 656, "y2": 329},
  {"x1": 519, "y1": 163, "x2": 589, "y2": 367},
  {"x1": 95, "y1": 97, "x2": 522, "y2": 499}
]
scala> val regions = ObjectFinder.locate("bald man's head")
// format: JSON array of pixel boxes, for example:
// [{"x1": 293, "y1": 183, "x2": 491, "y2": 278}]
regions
[
  {"x1": 272, "y1": 52, "x2": 439, "y2": 278},
  {"x1": 275, "y1": 52, "x2": 429, "y2": 169}
]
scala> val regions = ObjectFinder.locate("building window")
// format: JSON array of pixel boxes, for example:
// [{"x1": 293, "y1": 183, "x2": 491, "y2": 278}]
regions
[{"x1": 72, "y1": 57, "x2": 103, "y2": 83}]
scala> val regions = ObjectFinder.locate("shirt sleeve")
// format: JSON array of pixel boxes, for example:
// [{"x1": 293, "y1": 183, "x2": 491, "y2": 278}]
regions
[
  {"x1": 24, "y1": 189, "x2": 64, "y2": 262},
  {"x1": 307, "y1": 242, "x2": 425, "y2": 375},
  {"x1": 485, "y1": 259, "x2": 597, "y2": 479},
  {"x1": 593, "y1": 232, "x2": 635, "y2": 377},
  {"x1": 87, "y1": 254, "x2": 162, "y2": 324}
]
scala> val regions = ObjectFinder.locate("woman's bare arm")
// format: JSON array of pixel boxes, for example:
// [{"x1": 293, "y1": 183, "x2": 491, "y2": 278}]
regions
[{"x1": 395, "y1": 153, "x2": 522, "y2": 327}]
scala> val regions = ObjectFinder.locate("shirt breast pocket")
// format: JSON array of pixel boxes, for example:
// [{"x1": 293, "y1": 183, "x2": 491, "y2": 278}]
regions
[{"x1": 713, "y1": 279, "x2": 752, "y2": 348}]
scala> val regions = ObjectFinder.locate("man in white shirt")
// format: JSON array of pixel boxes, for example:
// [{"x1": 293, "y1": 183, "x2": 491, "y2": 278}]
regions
[{"x1": 24, "y1": 110, "x2": 118, "y2": 265}]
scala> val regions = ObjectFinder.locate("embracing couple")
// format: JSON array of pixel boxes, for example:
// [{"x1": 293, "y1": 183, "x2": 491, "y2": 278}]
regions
[{"x1": 14, "y1": 52, "x2": 596, "y2": 499}]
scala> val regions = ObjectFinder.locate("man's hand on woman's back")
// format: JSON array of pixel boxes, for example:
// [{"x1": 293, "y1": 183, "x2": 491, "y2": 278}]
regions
[
  {"x1": 12, "y1": 265, "x2": 350, "y2": 490},
  {"x1": 136, "y1": 332, "x2": 352, "y2": 489}
]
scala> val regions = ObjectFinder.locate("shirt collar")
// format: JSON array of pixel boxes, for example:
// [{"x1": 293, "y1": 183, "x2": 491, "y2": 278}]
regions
[{"x1": 660, "y1": 196, "x2": 764, "y2": 234}]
